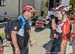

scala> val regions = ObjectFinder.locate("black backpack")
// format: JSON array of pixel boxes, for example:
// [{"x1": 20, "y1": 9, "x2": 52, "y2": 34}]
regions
[{"x1": 5, "y1": 20, "x2": 21, "y2": 41}]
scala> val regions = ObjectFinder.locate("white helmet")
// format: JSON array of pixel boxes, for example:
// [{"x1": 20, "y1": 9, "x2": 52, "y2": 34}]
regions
[{"x1": 54, "y1": 5, "x2": 69, "y2": 11}]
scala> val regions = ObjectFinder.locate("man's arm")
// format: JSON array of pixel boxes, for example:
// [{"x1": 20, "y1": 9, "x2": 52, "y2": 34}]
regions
[
  {"x1": 52, "y1": 19, "x2": 58, "y2": 39},
  {"x1": 52, "y1": 19, "x2": 57, "y2": 30},
  {"x1": 10, "y1": 20, "x2": 21, "y2": 54},
  {"x1": 11, "y1": 31, "x2": 19, "y2": 49}
]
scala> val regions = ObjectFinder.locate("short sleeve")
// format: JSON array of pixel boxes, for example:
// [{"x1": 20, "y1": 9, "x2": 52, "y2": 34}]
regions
[{"x1": 11, "y1": 20, "x2": 20, "y2": 31}]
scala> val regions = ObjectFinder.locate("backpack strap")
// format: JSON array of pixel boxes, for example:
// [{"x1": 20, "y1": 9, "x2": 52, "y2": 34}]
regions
[
  {"x1": 18, "y1": 15, "x2": 26, "y2": 29},
  {"x1": 18, "y1": 15, "x2": 30, "y2": 30}
]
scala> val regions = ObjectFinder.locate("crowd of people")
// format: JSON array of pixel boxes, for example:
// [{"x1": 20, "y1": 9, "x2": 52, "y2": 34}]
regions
[
  {"x1": 47, "y1": 5, "x2": 75, "y2": 54},
  {"x1": 0, "y1": 4, "x2": 75, "y2": 54}
]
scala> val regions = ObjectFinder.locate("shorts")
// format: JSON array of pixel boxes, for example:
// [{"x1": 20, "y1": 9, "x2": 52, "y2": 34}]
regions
[{"x1": 62, "y1": 36, "x2": 69, "y2": 41}]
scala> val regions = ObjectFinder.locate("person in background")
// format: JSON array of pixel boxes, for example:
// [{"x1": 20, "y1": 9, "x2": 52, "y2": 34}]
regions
[
  {"x1": 60, "y1": 10, "x2": 71, "y2": 54},
  {"x1": 69, "y1": 13, "x2": 75, "y2": 54},
  {"x1": 50, "y1": 9, "x2": 64, "y2": 54},
  {"x1": 46, "y1": 6, "x2": 62, "y2": 54},
  {"x1": 69, "y1": 4, "x2": 74, "y2": 14},
  {"x1": 70, "y1": 11, "x2": 75, "y2": 21},
  {"x1": 31, "y1": 10, "x2": 37, "y2": 26}
]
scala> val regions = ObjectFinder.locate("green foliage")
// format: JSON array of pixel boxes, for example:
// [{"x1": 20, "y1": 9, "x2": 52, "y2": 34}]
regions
[
  {"x1": 70, "y1": 0, "x2": 75, "y2": 12},
  {"x1": 0, "y1": 28, "x2": 5, "y2": 40}
]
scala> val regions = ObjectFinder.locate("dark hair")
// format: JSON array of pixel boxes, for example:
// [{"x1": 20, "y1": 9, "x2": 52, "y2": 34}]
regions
[
  {"x1": 22, "y1": 10, "x2": 26, "y2": 15},
  {"x1": 22, "y1": 10, "x2": 32, "y2": 15},
  {"x1": 70, "y1": 4, "x2": 74, "y2": 9}
]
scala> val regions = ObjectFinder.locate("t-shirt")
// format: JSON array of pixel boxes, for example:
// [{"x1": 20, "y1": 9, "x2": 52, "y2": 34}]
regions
[{"x1": 11, "y1": 15, "x2": 30, "y2": 48}]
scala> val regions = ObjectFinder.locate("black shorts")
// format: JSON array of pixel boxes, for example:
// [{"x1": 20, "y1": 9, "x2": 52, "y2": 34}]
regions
[{"x1": 17, "y1": 32, "x2": 29, "y2": 49}]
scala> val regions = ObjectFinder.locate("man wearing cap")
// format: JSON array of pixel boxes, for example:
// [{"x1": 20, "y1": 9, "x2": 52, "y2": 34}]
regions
[{"x1": 11, "y1": 5, "x2": 35, "y2": 54}]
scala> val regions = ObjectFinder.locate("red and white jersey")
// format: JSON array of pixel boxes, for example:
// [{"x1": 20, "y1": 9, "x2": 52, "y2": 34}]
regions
[{"x1": 62, "y1": 20, "x2": 71, "y2": 40}]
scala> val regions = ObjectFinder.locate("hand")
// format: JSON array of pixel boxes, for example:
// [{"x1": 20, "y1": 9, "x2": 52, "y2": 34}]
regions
[
  {"x1": 54, "y1": 34, "x2": 58, "y2": 39},
  {"x1": 30, "y1": 42, "x2": 33, "y2": 47},
  {"x1": 29, "y1": 40, "x2": 33, "y2": 47},
  {"x1": 10, "y1": 41, "x2": 13, "y2": 45},
  {"x1": 70, "y1": 33, "x2": 75, "y2": 40},
  {"x1": 15, "y1": 48, "x2": 20, "y2": 54}
]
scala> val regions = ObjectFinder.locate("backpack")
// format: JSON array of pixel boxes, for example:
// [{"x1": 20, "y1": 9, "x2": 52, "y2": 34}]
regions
[
  {"x1": 5, "y1": 19, "x2": 31, "y2": 41},
  {"x1": 5, "y1": 20, "x2": 21, "y2": 41}
]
